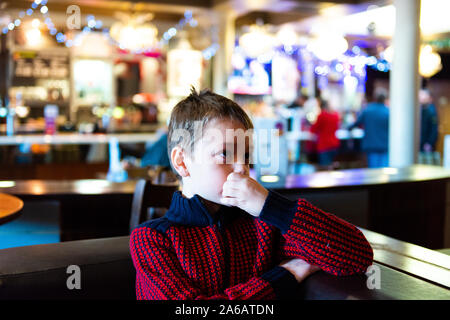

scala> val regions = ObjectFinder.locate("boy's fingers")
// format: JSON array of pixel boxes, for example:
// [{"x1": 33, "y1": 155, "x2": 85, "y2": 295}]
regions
[
  {"x1": 223, "y1": 179, "x2": 244, "y2": 190},
  {"x1": 227, "y1": 172, "x2": 245, "y2": 181},
  {"x1": 222, "y1": 185, "x2": 240, "y2": 197},
  {"x1": 220, "y1": 197, "x2": 240, "y2": 207}
]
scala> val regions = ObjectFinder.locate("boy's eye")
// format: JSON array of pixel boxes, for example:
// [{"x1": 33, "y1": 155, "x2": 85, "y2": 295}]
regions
[
  {"x1": 213, "y1": 150, "x2": 227, "y2": 163},
  {"x1": 217, "y1": 151, "x2": 250, "y2": 158},
  {"x1": 215, "y1": 150, "x2": 227, "y2": 158},
  {"x1": 214, "y1": 150, "x2": 250, "y2": 163}
]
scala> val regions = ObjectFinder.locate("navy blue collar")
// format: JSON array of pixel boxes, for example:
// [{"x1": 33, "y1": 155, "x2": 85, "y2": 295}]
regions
[{"x1": 165, "y1": 191, "x2": 246, "y2": 227}]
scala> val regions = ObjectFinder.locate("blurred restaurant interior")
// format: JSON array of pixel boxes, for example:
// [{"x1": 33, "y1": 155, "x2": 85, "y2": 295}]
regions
[{"x1": 0, "y1": 0, "x2": 450, "y2": 300}]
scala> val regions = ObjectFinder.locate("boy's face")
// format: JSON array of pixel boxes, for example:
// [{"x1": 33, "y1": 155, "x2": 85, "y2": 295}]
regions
[{"x1": 183, "y1": 118, "x2": 252, "y2": 205}]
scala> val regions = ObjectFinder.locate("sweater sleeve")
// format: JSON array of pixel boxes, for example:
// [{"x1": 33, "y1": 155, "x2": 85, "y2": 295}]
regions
[
  {"x1": 259, "y1": 191, "x2": 373, "y2": 276},
  {"x1": 130, "y1": 225, "x2": 298, "y2": 300}
]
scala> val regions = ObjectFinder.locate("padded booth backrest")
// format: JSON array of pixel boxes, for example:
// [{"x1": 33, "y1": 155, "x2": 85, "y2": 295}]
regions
[{"x1": 0, "y1": 236, "x2": 135, "y2": 300}]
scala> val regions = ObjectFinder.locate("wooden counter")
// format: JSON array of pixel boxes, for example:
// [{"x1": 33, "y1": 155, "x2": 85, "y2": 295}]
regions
[{"x1": 361, "y1": 228, "x2": 450, "y2": 289}]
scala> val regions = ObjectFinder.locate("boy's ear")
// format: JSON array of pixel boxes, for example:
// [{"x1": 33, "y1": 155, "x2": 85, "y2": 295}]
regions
[{"x1": 170, "y1": 146, "x2": 190, "y2": 178}]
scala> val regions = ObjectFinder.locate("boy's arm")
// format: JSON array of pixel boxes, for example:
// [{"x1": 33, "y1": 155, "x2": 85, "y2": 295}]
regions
[
  {"x1": 259, "y1": 191, "x2": 373, "y2": 276},
  {"x1": 130, "y1": 226, "x2": 299, "y2": 300}
]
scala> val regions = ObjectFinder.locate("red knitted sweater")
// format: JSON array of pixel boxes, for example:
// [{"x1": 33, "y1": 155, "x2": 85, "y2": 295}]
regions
[{"x1": 129, "y1": 190, "x2": 373, "y2": 300}]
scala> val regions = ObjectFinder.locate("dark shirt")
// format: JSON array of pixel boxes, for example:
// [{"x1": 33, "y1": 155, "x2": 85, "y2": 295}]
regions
[
  {"x1": 420, "y1": 103, "x2": 438, "y2": 151},
  {"x1": 141, "y1": 132, "x2": 170, "y2": 167},
  {"x1": 350, "y1": 102, "x2": 389, "y2": 153}
]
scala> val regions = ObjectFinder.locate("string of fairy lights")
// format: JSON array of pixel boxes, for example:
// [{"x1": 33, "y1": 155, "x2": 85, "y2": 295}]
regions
[
  {"x1": 2, "y1": 0, "x2": 396, "y2": 68},
  {"x1": 1, "y1": 0, "x2": 219, "y2": 59}
]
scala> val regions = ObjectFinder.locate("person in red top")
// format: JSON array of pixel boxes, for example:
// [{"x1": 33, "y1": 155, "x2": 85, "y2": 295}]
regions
[
  {"x1": 310, "y1": 99, "x2": 340, "y2": 168},
  {"x1": 129, "y1": 89, "x2": 373, "y2": 300}
]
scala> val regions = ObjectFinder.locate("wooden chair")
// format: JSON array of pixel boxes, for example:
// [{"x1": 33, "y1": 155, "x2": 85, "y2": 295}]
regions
[
  {"x1": 129, "y1": 175, "x2": 179, "y2": 233},
  {"x1": 147, "y1": 166, "x2": 178, "y2": 184}
]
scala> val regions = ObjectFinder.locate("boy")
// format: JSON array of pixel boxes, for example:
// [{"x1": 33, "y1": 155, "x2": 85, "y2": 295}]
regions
[{"x1": 130, "y1": 89, "x2": 373, "y2": 300}]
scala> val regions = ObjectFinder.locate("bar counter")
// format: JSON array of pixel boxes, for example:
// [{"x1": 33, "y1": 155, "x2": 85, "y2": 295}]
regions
[
  {"x1": 2, "y1": 165, "x2": 449, "y2": 248},
  {"x1": 264, "y1": 165, "x2": 450, "y2": 250},
  {"x1": 4, "y1": 164, "x2": 448, "y2": 194},
  {"x1": 0, "y1": 132, "x2": 158, "y2": 145}
]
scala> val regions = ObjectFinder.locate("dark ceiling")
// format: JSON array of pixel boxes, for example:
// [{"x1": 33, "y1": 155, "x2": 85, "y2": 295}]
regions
[{"x1": 1, "y1": 0, "x2": 386, "y2": 25}]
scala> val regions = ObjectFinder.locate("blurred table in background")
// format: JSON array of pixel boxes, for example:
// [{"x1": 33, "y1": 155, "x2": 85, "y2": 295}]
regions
[
  {"x1": 0, "y1": 193, "x2": 24, "y2": 225},
  {"x1": 2, "y1": 180, "x2": 136, "y2": 241},
  {"x1": 0, "y1": 133, "x2": 158, "y2": 180},
  {"x1": 0, "y1": 133, "x2": 157, "y2": 145}
]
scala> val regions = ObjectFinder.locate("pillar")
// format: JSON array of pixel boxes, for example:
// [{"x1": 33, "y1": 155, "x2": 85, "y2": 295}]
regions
[
  {"x1": 389, "y1": 0, "x2": 421, "y2": 167},
  {"x1": 212, "y1": 7, "x2": 236, "y2": 98}
]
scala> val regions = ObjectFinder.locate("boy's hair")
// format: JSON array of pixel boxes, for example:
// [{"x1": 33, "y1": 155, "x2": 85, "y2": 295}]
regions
[{"x1": 167, "y1": 88, "x2": 253, "y2": 167}]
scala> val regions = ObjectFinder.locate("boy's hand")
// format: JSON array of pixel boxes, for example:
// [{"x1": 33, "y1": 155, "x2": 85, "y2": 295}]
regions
[
  {"x1": 220, "y1": 172, "x2": 269, "y2": 217},
  {"x1": 280, "y1": 258, "x2": 321, "y2": 283}
]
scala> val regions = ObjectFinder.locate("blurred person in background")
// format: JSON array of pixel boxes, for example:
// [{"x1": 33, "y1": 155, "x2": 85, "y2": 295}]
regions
[
  {"x1": 140, "y1": 126, "x2": 170, "y2": 168},
  {"x1": 284, "y1": 93, "x2": 307, "y2": 132},
  {"x1": 287, "y1": 94, "x2": 308, "y2": 109},
  {"x1": 310, "y1": 99, "x2": 340, "y2": 169},
  {"x1": 419, "y1": 89, "x2": 438, "y2": 153},
  {"x1": 348, "y1": 88, "x2": 389, "y2": 168},
  {"x1": 302, "y1": 94, "x2": 321, "y2": 163}
]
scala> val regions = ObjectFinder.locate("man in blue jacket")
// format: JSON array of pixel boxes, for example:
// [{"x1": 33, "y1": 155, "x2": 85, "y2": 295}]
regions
[
  {"x1": 349, "y1": 88, "x2": 389, "y2": 168},
  {"x1": 419, "y1": 89, "x2": 438, "y2": 153}
]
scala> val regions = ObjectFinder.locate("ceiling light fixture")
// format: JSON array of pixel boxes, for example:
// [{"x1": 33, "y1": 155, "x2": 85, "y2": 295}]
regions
[
  {"x1": 109, "y1": 12, "x2": 158, "y2": 52},
  {"x1": 383, "y1": 44, "x2": 442, "y2": 78},
  {"x1": 239, "y1": 22, "x2": 275, "y2": 58},
  {"x1": 308, "y1": 33, "x2": 348, "y2": 61}
]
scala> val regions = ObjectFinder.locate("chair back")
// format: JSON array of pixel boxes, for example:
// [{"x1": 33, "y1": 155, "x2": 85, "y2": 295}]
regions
[{"x1": 129, "y1": 178, "x2": 179, "y2": 233}]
